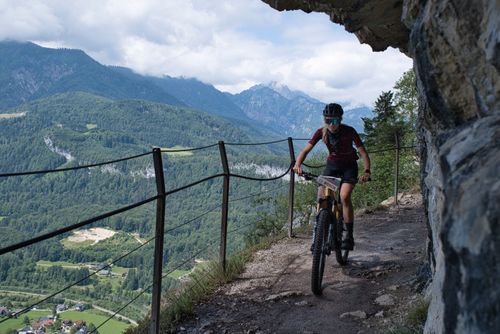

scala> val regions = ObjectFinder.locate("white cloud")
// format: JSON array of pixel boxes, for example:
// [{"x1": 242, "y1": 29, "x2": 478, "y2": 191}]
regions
[{"x1": 0, "y1": 0, "x2": 413, "y2": 107}]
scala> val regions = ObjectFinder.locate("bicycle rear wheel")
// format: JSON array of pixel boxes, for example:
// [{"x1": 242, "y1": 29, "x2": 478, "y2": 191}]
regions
[
  {"x1": 334, "y1": 217, "x2": 349, "y2": 266},
  {"x1": 311, "y1": 209, "x2": 329, "y2": 295}
]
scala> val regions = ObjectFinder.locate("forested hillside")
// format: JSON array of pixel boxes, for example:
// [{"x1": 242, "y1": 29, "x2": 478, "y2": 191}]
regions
[
  {"x1": 0, "y1": 41, "x2": 183, "y2": 111},
  {"x1": 0, "y1": 92, "x2": 291, "y2": 325}
]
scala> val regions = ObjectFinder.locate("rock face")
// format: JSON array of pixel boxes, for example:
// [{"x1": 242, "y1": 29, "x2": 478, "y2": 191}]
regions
[{"x1": 262, "y1": 1, "x2": 499, "y2": 333}]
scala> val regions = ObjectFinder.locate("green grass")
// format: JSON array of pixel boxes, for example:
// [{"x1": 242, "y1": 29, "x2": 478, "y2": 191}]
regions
[
  {"x1": 0, "y1": 216, "x2": 5, "y2": 222},
  {"x1": 0, "y1": 310, "x2": 51, "y2": 334},
  {"x1": 59, "y1": 310, "x2": 131, "y2": 334},
  {"x1": 389, "y1": 299, "x2": 430, "y2": 334},
  {"x1": 167, "y1": 269, "x2": 191, "y2": 279},
  {"x1": 111, "y1": 265, "x2": 131, "y2": 275},
  {"x1": 98, "y1": 275, "x2": 125, "y2": 290},
  {"x1": 61, "y1": 239, "x2": 95, "y2": 249},
  {"x1": 161, "y1": 145, "x2": 193, "y2": 156},
  {"x1": 36, "y1": 260, "x2": 82, "y2": 269}
]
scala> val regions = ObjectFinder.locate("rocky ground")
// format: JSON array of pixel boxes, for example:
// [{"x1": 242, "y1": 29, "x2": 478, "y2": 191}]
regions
[{"x1": 175, "y1": 193, "x2": 429, "y2": 334}]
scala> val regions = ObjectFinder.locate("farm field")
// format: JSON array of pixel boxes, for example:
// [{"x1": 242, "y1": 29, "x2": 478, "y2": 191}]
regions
[
  {"x1": 0, "y1": 310, "x2": 51, "y2": 334},
  {"x1": 59, "y1": 309, "x2": 131, "y2": 334}
]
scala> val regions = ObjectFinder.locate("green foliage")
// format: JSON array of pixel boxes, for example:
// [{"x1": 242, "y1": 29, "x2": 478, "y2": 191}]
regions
[
  {"x1": 356, "y1": 69, "x2": 420, "y2": 207},
  {"x1": 0, "y1": 92, "x2": 293, "y2": 324},
  {"x1": 389, "y1": 299, "x2": 429, "y2": 334}
]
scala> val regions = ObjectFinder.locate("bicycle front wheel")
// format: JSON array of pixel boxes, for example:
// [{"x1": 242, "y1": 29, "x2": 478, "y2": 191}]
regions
[{"x1": 311, "y1": 209, "x2": 329, "y2": 295}]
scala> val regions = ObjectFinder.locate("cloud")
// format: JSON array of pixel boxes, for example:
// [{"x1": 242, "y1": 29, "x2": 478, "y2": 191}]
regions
[{"x1": 0, "y1": 0, "x2": 413, "y2": 107}]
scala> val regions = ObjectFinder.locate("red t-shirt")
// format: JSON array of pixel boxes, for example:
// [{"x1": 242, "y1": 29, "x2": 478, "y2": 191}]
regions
[{"x1": 308, "y1": 124, "x2": 364, "y2": 161}]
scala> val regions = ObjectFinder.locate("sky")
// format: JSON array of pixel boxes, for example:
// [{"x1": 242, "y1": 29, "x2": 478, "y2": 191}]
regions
[{"x1": 0, "y1": 0, "x2": 413, "y2": 108}]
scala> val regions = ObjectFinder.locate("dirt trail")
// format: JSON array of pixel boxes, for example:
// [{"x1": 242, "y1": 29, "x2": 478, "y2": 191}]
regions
[{"x1": 176, "y1": 194, "x2": 428, "y2": 334}]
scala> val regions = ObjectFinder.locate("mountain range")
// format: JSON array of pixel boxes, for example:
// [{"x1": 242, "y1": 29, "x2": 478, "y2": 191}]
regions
[{"x1": 0, "y1": 41, "x2": 372, "y2": 138}]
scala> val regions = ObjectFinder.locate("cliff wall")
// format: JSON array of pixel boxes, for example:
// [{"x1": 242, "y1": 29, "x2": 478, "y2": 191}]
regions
[{"x1": 262, "y1": 1, "x2": 499, "y2": 332}]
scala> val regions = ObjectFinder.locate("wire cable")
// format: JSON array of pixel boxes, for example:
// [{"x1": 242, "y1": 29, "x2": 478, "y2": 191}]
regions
[
  {"x1": 230, "y1": 163, "x2": 292, "y2": 182},
  {"x1": 0, "y1": 151, "x2": 152, "y2": 178},
  {"x1": 229, "y1": 184, "x2": 287, "y2": 203},
  {"x1": 160, "y1": 143, "x2": 219, "y2": 153},
  {"x1": 0, "y1": 235, "x2": 157, "y2": 324},
  {"x1": 0, "y1": 195, "x2": 159, "y2": 256},
  {"x1": 164, "y1": 203, "x2": 220, "y2": 235},
  {"x1": 224, "y1": 138, "x2": 288, "y2": 146},
  {"x1": 165, "y1": 174, "x2": 224, "y2": 197}
]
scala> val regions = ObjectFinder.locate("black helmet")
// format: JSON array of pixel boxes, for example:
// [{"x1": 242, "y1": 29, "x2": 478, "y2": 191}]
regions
[{"x1": 323, "y1": 103, "x2": 343, "y2": 118}]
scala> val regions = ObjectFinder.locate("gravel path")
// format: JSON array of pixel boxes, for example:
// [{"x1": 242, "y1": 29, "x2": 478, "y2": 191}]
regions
[{"x1": 176, "y1": 194, "x2": 428, "y2": 334}]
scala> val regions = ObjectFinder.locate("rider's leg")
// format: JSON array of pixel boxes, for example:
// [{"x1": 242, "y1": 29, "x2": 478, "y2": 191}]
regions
[{"x1": 340, "y1": 182, "x2": 355, "y2": 250}]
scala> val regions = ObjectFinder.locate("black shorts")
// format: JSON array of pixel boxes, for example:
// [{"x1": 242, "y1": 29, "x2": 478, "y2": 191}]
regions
[{"x1": 322, "y1": 160, "x2": 358, "y2": 184}]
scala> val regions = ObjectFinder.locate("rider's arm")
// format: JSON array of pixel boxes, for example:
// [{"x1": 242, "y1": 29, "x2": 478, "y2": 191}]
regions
[
  {"x1": 293, "y1": 143, "x2": 314, "y2": 175},
  {"x1": 357, "y1": 145, "x2": 371, "y2": 182}
]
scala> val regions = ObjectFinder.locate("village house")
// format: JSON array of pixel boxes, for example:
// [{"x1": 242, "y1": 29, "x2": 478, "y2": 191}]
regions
[
  {"x1": 56, "y1": 303, "x2": 67, "y2": 313},
  {"x1": 74, "y1": 303, "x2": 86, "y2": 311}
]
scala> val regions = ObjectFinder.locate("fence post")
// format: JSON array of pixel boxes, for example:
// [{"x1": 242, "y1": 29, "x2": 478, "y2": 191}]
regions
[
  {"x1": 394, "y1": 133, "x2": 400, "y2": 206},
  {"x1": 287, "y1": 137, "x2": 296, "y2": 238},
  {"x1": 150, "y1": 148, "x2": 166, "y2": 334},
  {"x1": 218, "y1": 141, "x2": 230, "y2": 272}
]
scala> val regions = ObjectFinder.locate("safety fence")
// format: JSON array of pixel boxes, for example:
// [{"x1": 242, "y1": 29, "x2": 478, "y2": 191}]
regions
[{"x1": 0, "y1": 137, "x2": 417, "y2": 334}]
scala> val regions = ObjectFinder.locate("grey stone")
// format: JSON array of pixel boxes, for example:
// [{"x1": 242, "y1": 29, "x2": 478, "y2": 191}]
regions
[
  {"x1": 375, "y1": 294, "x2": 396, "y2": 306},
  {"x1": 340, "y1": 310, "x2": 367, "y2": 319}
]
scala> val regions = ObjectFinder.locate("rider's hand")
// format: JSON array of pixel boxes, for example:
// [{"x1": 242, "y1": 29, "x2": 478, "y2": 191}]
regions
[
  {"x1": 358, "y1": 172, "x2": 370, "y2": 183},
  {"x1": 293, "y1": 164, "x2": 302, "y2": 176}
]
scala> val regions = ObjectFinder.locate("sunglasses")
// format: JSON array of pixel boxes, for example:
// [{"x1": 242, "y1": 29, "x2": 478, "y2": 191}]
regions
[{"x1": 325, "y1": 117, "x2": 341, "y2": 125}]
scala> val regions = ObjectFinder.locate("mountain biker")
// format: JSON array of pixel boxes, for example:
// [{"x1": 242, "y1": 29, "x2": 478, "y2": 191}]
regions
[{"x1": 293, "y1": 103, "x2": 371, "y2": 250}]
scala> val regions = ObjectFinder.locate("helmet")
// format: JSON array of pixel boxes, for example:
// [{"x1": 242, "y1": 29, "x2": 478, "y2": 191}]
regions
[{"x1": 323, "y1": 103, "x2": 344, "y2": 118}]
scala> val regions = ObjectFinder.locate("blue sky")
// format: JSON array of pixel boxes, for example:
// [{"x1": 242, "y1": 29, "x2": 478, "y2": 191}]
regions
[{"x1": 0, "y1": 0, "x2": 413, "y2": 107}]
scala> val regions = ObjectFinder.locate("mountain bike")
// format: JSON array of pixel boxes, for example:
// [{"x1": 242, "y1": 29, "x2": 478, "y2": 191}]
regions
[{"x1": 302, "y1": 172, "x2": 349, "y2": 296}]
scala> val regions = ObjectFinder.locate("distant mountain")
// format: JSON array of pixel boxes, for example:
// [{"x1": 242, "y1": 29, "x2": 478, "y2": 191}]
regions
[
  {"x1": 0, "y1": 41, "x2": 183, "y2": 111},
  {"x1": 228, "y1": 83, "x2": 372, "y2": 137},
  {"x1": 0, "y1": 41, "x2": 371, "y2": 140},
  {"x1": 110, "y1": 68, "x2": 246, "y2": 121}
]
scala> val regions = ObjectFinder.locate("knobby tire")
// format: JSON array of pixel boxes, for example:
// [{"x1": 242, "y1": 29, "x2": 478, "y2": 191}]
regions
[{"x1": 311, "y1": 210, "x2": 329, "y2": 295}]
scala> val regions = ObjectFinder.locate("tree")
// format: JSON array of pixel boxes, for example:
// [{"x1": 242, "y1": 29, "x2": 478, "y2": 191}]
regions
[
  {"x1": 363, "y1": 90, "x2": 407, "y2": 148},
  {"x1": 394, "y1": 69, "x2": 418, "y2": 125},
  {"x1": 355, "y1": 69, "x2": 420, "y2": 208}
]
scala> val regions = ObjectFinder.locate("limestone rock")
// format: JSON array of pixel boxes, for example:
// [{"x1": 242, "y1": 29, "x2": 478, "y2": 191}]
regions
[
  {"x1": 261, "y1": 1, "x2": 499, "y2": 333},
  {"x1": 340, "y1": 310, "x2": 367, "y2": 319},
  {"x1": 260, "y1": 0, "x2": 409, "y2": 53},
  {"x1": 375, "y1": 294, "x2": 396, "y2": 306}
]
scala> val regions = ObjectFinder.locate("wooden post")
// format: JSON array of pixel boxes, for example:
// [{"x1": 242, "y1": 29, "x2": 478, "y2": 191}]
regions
[
  {"x1": 218, "y1": 141, "x2": 230, "y2": 272},
  {"x1": 394, "y1": 132, "x2": 400, "y2": 206},
  {"x1": 150, "y1": 148, "x2": 166, "y2": 334},
  {"x1": 287, "y1": 137, "x2": 296, "y2": 238}
]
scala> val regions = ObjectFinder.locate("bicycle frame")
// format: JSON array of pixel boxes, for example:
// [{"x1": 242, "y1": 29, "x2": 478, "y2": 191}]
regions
[
  {"x1": 304, "y1": 172, "x2": 360, "y2": 295},
  {"x1": 315, "y1": 176, "x2": 343, "y2": 254},
  {"x1": 316, "y1": 176, "x2": 342, "y2": 220}
]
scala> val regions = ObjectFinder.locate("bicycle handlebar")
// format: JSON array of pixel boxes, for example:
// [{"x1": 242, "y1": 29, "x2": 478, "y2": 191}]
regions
[{"x1": 299, "y1": 171, "x2": 371, "y2": 184}]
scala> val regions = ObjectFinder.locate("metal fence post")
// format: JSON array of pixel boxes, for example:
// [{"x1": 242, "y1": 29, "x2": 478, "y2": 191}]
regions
[
  {"x1": 287, "y1": 137, "x2": 296, "y2": 238},
  {"x1": 394, "y1": 133, "x2": 400, "y2": 206},
  {"x1": 218, "y1": 141, "x2": 230, "y2": 272},
  {"x1": 150, "y1": 148, "x2": 166, "y2": 334}
]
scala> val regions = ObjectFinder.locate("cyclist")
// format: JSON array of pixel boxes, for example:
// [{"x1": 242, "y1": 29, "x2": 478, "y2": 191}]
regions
[{"x1": 293, "y1": 103, "x2": 371, "y2": 250}]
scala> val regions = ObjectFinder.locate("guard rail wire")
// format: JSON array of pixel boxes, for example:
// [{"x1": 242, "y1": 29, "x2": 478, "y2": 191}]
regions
[{"x1": 0, "y1": 137, "x2": 415, "y2": 333}]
